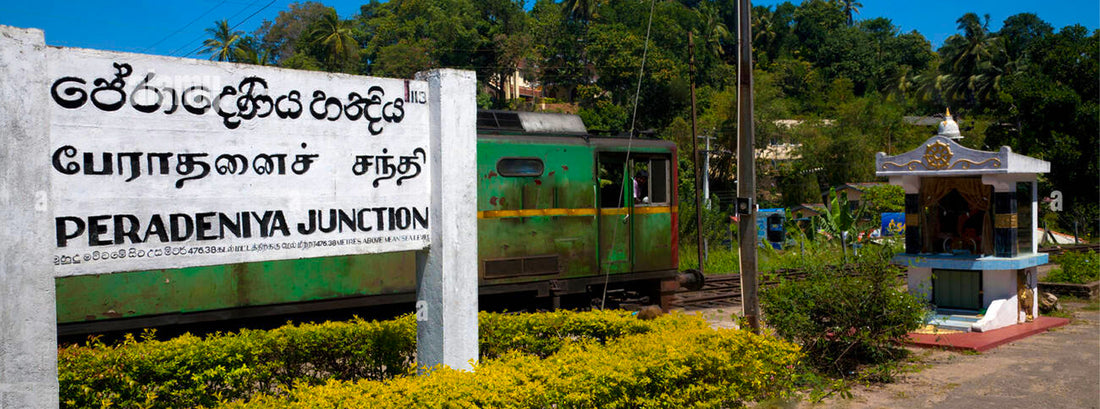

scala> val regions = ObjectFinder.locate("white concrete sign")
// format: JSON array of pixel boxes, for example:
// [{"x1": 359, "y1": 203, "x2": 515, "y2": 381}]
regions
[
  {"x1": 1, "y1": 25, "x2": 477, "y2": 409},
  {"x1": 47, "y1": 48, "x2": 431, "y2": 276}
]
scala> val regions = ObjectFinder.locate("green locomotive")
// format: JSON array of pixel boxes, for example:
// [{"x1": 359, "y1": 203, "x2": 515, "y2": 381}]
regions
[{"x1": 57, "y1": 110, "x2": 691, "y2": 335}]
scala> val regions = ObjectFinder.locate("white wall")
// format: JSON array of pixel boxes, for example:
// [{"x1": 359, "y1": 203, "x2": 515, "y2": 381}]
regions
[
  {"x1": 983, "y1": 269, "x2": 1017, "y2": 310},
  {"x1": 907, "y1": 267, "x2": 933, "y2": 302}
]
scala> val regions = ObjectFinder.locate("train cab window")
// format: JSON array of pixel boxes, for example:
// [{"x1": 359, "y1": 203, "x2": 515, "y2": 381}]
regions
[
  {"x1": 599, "y1": 157, "x2": 627, "y2": 208},
  {"x1": 497, "y1": 158, "x2": 544, "y2": 177},
  {"x1": 632, "y1": 158, "x2": 670, "y2": 206}
]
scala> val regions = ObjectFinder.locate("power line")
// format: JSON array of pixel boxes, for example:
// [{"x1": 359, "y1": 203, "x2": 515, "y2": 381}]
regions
[
  {"x1": 145, "y1": 1, "x2": 228, "y2": 52},
  {"x1": 171, "y1": 0, "x2": 277, "y2": 58}
]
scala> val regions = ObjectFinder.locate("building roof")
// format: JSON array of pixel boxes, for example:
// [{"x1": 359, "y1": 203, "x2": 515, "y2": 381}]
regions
[
  {"x1": 903, "y1": 116, "x2": 941, "y2": 126},
  {"x1": 836, "y1": 182, "x2": 885, "y2": 193},
  {"x1": 792, "y1": 203, "x2": 824, "y2": 212},
  {"x1": 756, "y1": 143, "x2": 802, "y2": 161}
]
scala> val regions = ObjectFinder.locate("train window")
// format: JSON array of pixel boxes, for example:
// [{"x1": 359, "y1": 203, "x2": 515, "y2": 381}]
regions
[
  {"x1": 632, "y1": 158, "x2": 670, "y2": 206},
  {"x1": 496, "y1": 158, "x2": 544, "y2": 177},
  {"x1": 599, "y1": 157, "x2": 627, "y2": 208}
]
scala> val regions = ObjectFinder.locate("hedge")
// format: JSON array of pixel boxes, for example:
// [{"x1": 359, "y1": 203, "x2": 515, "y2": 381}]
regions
[
  {"x1": 60, "y1": 310, "x2": 735, "y2": 408},
  {"x1": 59, "y1": 316, "x2": 417, "y2": 408},
  {"x1": 218, "y1": 319, "x2": 802, "y2": 408},
  {"x1": 58, "y1": 312, "x2": 800, "y2": 406}
]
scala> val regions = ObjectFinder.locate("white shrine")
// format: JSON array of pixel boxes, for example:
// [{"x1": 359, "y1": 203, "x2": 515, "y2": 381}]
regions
[{"x1": 876, "y1": 110, "x2": 1050, "y2": 332}]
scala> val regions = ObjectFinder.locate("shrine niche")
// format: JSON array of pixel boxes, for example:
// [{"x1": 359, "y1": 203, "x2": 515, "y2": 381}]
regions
[{"x1": 876, "y1": 110, "x2": 1050, "y2": 332}]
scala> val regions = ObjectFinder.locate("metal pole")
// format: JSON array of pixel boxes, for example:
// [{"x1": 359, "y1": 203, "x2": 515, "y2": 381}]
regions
[
  {"x1": 736, "y1": 0, "x2": 760, "y2": 333},
  {"x1": 701, "y1": 134, "x2": 712, "y2": 263},
  {"x1": 700, "y1": 134, "x2": 712, "y2": 207},
  {"x1": 689, "y1": 32, "x2": 705, "y2": 275}
]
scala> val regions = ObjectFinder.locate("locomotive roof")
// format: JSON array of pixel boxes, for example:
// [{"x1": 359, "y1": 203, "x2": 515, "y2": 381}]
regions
[
  {"x1": 477, "y1": 110, "x2": 666, "y2": 141},
  {"x1": 478, "y1": 110, "x2": 588, "y2": 136}
]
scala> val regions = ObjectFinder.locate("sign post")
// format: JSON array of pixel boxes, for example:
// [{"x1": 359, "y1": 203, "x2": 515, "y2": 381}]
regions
[
  {"x1": 415, "y1": 69, "x2": 478, "y2": 371},
  {"x1": 1, "y1": 26, "x2": 57, "y2": 409},
  {"x1": 0, "y1": 24, "x2": 478, "y2": 408}
]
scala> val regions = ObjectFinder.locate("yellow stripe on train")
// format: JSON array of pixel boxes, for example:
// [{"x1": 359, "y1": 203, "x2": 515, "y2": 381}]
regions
[{"x1": 478, "y1": 206, "x2": 675, "y2": 219}]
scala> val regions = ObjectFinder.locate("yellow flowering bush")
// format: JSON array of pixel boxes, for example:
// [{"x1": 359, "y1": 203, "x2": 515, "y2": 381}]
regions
[
  {"x1": 61, "y1": 310, "x2": 801, "y2": 408},
  {"x1": 220, "y1": 314, "x2": 802, "y2": 409},
  {"x1": 59, "y1": 316, "x2": 417, "y2": 409}
]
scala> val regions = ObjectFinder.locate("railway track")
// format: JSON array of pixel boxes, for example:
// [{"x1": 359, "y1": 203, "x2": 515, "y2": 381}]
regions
[
  {"x1": 1040, "y1": 243, "x2": 1099, "y2": 254},
  {"x1": 670, "y1": 244, "x2": 1096, "y2": 311},
  {"x1": 671, "y1": 266, "x2": 909, "y2": 311},
  {"x1": 671, "y1": 274, "x2": 742, "y2": 310}
]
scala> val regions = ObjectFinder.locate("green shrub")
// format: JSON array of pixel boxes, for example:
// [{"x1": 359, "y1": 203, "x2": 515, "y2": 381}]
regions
[
  {"x1": 59, "y1": 316, "x2": 417, "y2": 409},
  {"x1": 218, "y1": 315, "x2": 803, "y2": 409},
  {"x1": 60, "y1": 310, "x2": 711, "y2": 408},
  {"x1": 1045, "y1": 250, "x2": 1099, "y2": 284},
  {"x1": 479, "y1": 309, "x2": 705, "y2": 359},
  {"x1": 760, "y1": 245, "x2": 926, "y2": 375}
]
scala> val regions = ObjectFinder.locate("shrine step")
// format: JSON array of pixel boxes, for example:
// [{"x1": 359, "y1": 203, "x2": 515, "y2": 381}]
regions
[{"x1": 928, "y1": 313, "x2": 981, "y2": 332}]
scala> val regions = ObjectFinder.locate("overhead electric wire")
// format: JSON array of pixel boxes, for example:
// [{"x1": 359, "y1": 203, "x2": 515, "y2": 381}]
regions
[
  {"x1": 145, "y1": 0, "x2": 228, "y2": 52},
  {"x1": 170, "y1": 0, "x2": 277, "y2": 58},
  {"x1": 601, "y1": 0, "x2": 657, "y2": 310}
]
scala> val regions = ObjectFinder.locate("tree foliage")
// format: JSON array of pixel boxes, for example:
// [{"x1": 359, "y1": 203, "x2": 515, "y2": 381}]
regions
[{"x1": 227, "y1": 1, "x2": 1096, "y2": 235}]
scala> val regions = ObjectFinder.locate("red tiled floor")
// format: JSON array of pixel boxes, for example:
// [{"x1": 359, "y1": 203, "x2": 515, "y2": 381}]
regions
[{"x1": 905, "y1": 316, "x2": 1071, "y2": 352}]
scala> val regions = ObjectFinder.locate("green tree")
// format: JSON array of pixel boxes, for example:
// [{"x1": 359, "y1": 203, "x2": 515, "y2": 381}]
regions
[
  {"x1": 937, "y1": 13, "x2": 1004, "y2": 109},
  {"x1": 370, "y1": 38, "x2": 433, "y2": 78},
  {"x1": 201, "y1": 20, "x2": 244, "y2": 62},
  {"x1": 360, "y1": 0, "x2": 480, "y2": 76},
  {"x1": 985, "y1": 25, "x2": 1099, "y2": 236},
  {"x1": 832, "y1": 0, "x2": 862, "y2": 26},
  {"x1": 791, "y1": 0, "x2": 846, "y2": 64},
  {"x1": 236, "y1": 36, "x2": 273, "y2": 66},
  {"x1": 254, "y1": 2, "x2": 331, "y2": 64},
  {"x1": 304, "y1": 8, "x2": 359, "y2": 73},
  {"x1": 861, "y1": 184, "x2": 905, "y2": 213},
  {"x1": 471, "y1": 0, "x2": 533, "y2": 107}
]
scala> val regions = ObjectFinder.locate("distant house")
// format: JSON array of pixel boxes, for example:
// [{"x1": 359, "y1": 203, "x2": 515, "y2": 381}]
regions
[
  {"x1": 1038, "y1": 228, "x2": 1086, "y2": 245},
  {"x1": 755, "y1": 143, "x2": 802, "y2": 164},
  {"x1": 903, "y1": 116, "x2": 941, "y2": 127},
  {"x1": 773, "y1": 119, "x2": 834, "y2": 128},
  {"x1": 835, "y1": 182, "x2": 886, "y2": 210},
  {"x1": 497, "y1": 64, "x2": 542, "y2": 102},
  {"x1": 791, "y1": 203, "x2": 824, "y2": 219}
]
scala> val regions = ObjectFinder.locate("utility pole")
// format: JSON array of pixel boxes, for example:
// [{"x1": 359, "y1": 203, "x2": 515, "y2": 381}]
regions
[
  {"x1": 699, "y1": 133, "x2": 715, "y2": 261},
  {"x1": 689, "y1": 32, "x2": 705, "y2": 276},
  {"x1": 698, "y1": 134, "x2": 715, "y2": 206},
  {"x1": 736, "y1": 0, "x2": 761, "y2": 333}
]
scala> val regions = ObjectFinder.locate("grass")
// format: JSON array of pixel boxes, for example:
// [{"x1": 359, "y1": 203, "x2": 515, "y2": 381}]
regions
[
  {"x1": 1044, "y1": 309, "x2": 1075, "y2": 319},
  {"x1": 678, "y1": 238, "x2": 897, "y2": 274}
]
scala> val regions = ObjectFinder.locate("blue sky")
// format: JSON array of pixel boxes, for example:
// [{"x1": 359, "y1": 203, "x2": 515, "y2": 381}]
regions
[{"x1": 1, "y1": 0, "x2": 1097, "y2": 58}]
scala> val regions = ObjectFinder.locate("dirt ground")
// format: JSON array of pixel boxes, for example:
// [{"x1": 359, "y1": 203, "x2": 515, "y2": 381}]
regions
[{"x1": 688, "y1": 301, "x2": 1100, "y2": 409}]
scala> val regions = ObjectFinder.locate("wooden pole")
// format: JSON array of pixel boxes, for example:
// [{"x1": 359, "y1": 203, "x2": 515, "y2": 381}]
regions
[
  {"x1": 736, "y1": 0, "x2": 761, "y2": 333},
  {"x1": 689, "y1": 32, "x2": 705, "y2": 275}
]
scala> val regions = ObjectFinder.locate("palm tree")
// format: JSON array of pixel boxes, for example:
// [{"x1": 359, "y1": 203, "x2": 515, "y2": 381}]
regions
[
  {"x1": 307, "y1": 9, "x2": 359, "y2": 72},
  {"x1": 562, "y1": 0, "x2": 603, "y2": 22},
  {"x1": 237, "y1": 36, "x2": 273, "y2": 66},
  {"x1": 698, "y1": 3, "x2": 731, "y2": 59},
  {"x1": 201, "y1": 20, "x2": 243, "y2": 62},
  {"x1": 752, "y1": 6, "x2": 778, "y2": 65},
  {"x1": 832, "y1": 0, "x2": 862, "y2": 26},
  {"x1": 939, "y1": 13, "x2": 1006, "y2": 107}
]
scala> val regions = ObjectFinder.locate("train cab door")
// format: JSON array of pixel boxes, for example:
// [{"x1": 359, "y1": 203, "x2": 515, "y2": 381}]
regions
[
  {"x1": 630, "y1": 156, "x2": 673, "y2": 272},
  {"x1": 597, "y1": 153, "x2": 632, "y2": 275}
]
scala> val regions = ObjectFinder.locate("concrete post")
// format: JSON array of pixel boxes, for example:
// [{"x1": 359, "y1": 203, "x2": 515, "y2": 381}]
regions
[
  {"x1": 0, "y1": 26, "x2": 58, "y2": 409},
  {"x1": 414, "y1": 69, "x2": 478, "y2": 371}
]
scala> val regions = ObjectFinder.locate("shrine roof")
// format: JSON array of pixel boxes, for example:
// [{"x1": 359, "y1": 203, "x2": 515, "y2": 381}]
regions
[{"x1": 875, "y1": 136, "x2": 1050, "y2": 177}]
